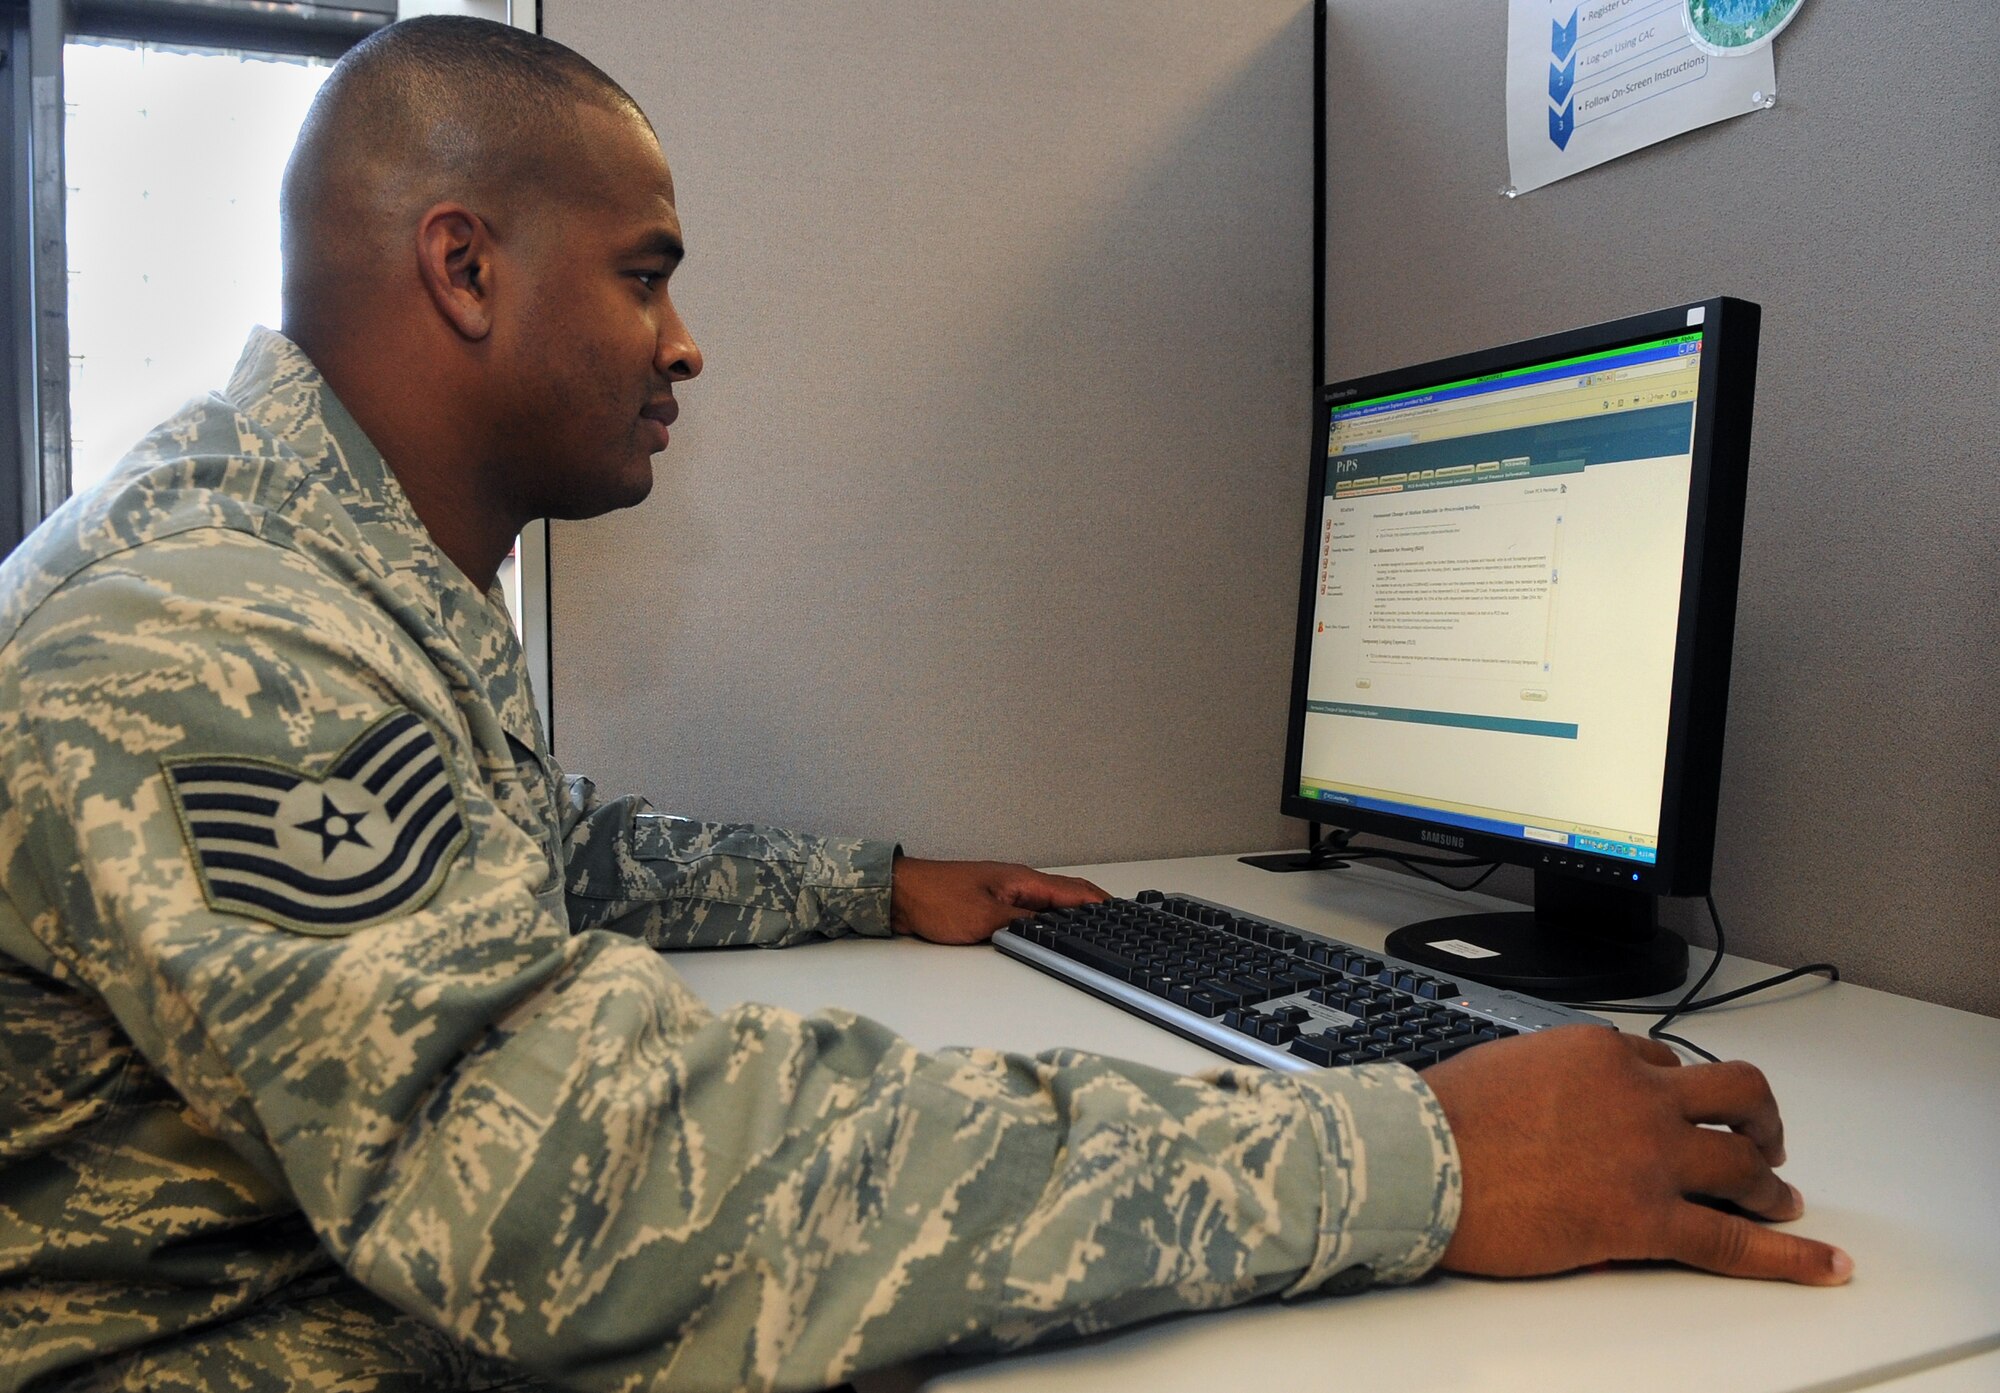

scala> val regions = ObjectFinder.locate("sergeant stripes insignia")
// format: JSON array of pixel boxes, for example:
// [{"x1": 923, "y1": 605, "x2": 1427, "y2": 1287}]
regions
[{"x1": 162, "y1": 709, "x2": 468, "y2": 935}]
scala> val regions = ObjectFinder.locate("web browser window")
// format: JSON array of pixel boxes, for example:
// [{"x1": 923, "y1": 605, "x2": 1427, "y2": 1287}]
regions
[{"x1": 1299, "y1": 333, "x2": 1703, "y2": 865}]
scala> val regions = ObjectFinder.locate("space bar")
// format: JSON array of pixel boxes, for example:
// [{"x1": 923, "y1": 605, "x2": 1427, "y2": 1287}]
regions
[{"x1": 1049, "y1": 935, "x2": 1141, "y2": 982}]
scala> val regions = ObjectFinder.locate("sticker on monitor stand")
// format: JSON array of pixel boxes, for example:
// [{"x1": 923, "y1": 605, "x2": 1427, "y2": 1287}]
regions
[{"x1": 1427, "y1": 938, "x2": 1502, "y2": 960}]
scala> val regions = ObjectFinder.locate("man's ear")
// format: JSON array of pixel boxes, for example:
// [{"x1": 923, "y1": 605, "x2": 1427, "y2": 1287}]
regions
[{"x1": 415, "y1": 203, "x2": 496, "y2": 341}]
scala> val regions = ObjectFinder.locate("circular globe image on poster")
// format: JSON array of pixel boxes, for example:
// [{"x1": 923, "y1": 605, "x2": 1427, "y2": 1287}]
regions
[{"x1": 1684, "y1": 0, "x2": 1808, "y2": 55}]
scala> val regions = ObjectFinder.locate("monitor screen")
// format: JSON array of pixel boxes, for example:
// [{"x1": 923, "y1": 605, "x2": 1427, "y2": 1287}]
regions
[
  {"x1": 1304, "y1": 329, "x2": 1702, "y2": 872},
  {"x1": 1273, "y1": 298, "x2": 1759, "y2": 998}
]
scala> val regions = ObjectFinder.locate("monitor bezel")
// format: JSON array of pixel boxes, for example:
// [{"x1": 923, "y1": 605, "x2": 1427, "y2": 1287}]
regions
[{"x1": 1278, "y1": 297, "x2": 1759, "y2": 898}]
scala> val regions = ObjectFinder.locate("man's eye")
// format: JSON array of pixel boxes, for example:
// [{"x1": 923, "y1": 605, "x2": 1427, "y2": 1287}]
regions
[{"x1": 632, "y1": 271, "x2": 664, "y2": 290}]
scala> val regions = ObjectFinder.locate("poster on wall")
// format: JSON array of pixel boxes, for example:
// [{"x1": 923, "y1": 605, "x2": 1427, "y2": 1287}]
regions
[
  {"x1": 1685, "y1": 0, "x2": 1808, "y2": 54},
  {"x1": 1505, "y1": 0, "x2": 1781, "y2": 196}
]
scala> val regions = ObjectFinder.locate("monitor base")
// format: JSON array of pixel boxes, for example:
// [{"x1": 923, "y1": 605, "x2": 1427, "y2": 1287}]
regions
[
  {"x1": 1240, "y1": 823, "x2": 1351, "y2": 873},
  {"x1": 1237, "y1": 849, "x2": 1349, "y2": 873},
  {"x1": 1385, "y1": 897, "x2": 1688, "y2": 1003}
]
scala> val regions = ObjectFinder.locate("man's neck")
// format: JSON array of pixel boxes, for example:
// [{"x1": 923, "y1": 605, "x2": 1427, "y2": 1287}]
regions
[
  {"x1": 389, "y1": 467, "x2": 518, "y2": 594},
  {"x1": 292, "y1": 328, "x2": 522, "y2": 591}
]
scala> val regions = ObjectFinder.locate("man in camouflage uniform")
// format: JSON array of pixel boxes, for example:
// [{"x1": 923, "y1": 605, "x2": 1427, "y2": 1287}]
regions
[{"x1": 0, "y1": 17, "x2": 1848, "y2": 1393}]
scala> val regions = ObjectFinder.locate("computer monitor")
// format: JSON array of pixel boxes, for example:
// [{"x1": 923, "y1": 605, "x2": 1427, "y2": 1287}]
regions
[{"x1": 1261, "y1": 297, "x2": 1759, "y2": 1001}]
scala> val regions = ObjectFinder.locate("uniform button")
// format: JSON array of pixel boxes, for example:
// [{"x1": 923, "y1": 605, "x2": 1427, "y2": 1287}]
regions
[{"x1": 1324, "y1": 1263, "x2": 1374, "y2": 1296}]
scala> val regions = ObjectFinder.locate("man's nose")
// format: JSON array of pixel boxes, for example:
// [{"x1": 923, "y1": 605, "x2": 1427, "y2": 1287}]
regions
[{"x1": 659, "y1": 302, "x2": 703, "y2": 381}]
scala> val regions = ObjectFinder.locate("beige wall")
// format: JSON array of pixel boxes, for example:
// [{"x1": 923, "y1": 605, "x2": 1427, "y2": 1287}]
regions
[
  {"x1": 545, "y1": 1, "x2": 1998, "y2": 1017},
  {"x1": 546, "y1": 1, "x2": 1314, "y2": 867},
  {"x1": 1320, "y1": 1, "x2": 1999, "y2": 1017}
]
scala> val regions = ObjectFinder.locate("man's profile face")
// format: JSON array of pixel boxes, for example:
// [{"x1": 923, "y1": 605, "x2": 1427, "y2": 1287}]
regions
[{"x1": 493, "y1": 102, "x2": 701, "y2": 521}]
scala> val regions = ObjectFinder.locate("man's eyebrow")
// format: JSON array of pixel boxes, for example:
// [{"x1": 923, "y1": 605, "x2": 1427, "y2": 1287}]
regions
[{"x1": 627, "y1": 230, "x2": 686, "y2": 263}]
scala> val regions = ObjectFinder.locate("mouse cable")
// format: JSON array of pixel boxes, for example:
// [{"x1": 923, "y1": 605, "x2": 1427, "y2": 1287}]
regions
[{"x1": 1574, "y1": 893, "x2": 1839, "y2": 1062}]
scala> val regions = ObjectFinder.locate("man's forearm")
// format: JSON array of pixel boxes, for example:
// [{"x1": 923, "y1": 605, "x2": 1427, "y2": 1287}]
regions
[
  {"x1": 336, "y1": 932, "x2": 1458, "y2": 1390},
  {"x1": 559, "y1": 775, "x2": 897, "y2": 946}
]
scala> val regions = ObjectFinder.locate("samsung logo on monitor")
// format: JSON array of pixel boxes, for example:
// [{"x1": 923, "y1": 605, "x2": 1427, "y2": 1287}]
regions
[{"x1": 1420, "y1": 830, "x2": 1466, "y2": 849}]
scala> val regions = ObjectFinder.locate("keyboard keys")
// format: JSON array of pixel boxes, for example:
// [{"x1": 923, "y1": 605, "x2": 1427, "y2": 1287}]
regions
[
  {"x1": 1188, "y1": 991, "x2": 1234, "y2": 1017},
  {"x1": 1050, "y1": 935, "x2": 1142, "y2": 981},
  {"x1": 1003, "y1": 894, "x2": 1591, "y2": 1076},
  {"x1": 1290, "y1": 1034, "x2": 1339, "y2": 1066}
]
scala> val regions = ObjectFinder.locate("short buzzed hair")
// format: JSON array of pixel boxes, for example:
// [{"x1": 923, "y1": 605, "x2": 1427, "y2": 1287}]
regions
[{"x1": 281, "y1": 16, "x2": 648, "y2": 330}]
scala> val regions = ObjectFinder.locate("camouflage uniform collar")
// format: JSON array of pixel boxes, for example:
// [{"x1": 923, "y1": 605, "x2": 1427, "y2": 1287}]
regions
[
  {"x1": 226, "y1": 327, "x2": 447, "y2": 588},
  {"x1": 224, "y1": 328, "x2": 544, "y2": 755}
]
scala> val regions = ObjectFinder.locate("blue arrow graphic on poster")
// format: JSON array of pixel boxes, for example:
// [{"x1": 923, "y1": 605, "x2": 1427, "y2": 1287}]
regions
[
  {"x1": 1549, "y1": 7, "x2": 1578, "y2": 150},
  {"x1": 1551, "y1": 8, "x2": 1578, "y2": 61},
  {"x1": 1549, "y1": 52, "x2": 1575, "y2": 104}
]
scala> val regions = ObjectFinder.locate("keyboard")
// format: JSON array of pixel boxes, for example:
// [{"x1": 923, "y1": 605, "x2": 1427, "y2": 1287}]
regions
[{"x1": 993, "y1": 891, "x2": 1605, "y2": 1073}]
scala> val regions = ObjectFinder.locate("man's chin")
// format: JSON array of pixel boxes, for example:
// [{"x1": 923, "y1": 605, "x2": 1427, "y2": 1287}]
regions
[{"x1": 543, "y1": 462, "x2": 656, "y2": 521}]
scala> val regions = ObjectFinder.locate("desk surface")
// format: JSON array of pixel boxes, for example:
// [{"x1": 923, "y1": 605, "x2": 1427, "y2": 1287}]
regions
[
  {"x1": 662, "y1": 855, "x2": 2000, "y2": 1393},
  {"x1": 1870, "y1": 1349, "x2": 2000, "y2": 1393}
]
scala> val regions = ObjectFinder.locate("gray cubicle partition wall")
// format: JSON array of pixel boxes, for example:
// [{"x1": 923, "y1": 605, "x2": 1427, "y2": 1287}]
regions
[
  {"x1": 545, "y1": 1, "x2": 1997, "y2": 1018},
  {"x1": 1321, "y1": 1, "x2": 1999, "y2": 1017},
  {"x1": 545, "y1": 3, "x2": 1313, "y2": 868}
]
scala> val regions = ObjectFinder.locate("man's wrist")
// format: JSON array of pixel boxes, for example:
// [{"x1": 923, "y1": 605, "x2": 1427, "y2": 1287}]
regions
[
  {"x1": 1283, "y1": 1063, "x2": 1462, "y2": 1297},
  {"x1": 831, "y1": 837, "x2": 900, "y2": 939}
]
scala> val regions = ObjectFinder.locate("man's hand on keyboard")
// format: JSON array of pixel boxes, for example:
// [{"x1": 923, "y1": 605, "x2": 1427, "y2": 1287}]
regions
[
  {"x1": 889, "y1": 856, "x2": 1107, "y2": 945},
  {"x1": 1423, "y1": 1025, "x2": 1854, "y2": 1286}
]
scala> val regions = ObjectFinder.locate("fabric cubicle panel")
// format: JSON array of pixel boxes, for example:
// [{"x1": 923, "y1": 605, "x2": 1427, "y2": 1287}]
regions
[
  {"x1": 1321, "y1": 1, "x2": 1999, "y2": 1017},
  {"x1": 543, "y1": 1, "x2": 1316, "y2": 869}
]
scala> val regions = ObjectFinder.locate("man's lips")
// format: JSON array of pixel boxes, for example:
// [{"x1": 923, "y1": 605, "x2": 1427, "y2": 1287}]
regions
[{"x1": 640, "y1": 398, "x2": 678, "y2": 451}]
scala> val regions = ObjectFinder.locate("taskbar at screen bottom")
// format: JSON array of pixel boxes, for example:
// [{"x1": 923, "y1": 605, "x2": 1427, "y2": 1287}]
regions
[{"x1": 1298, "y1": 786, "x2": 1659, "y2": 865}]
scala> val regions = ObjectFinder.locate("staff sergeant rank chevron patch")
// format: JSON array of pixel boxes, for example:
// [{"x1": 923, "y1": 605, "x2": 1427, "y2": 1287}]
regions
[{"x1": 162, "y1": 710, "x2": 469, "y2": 935}]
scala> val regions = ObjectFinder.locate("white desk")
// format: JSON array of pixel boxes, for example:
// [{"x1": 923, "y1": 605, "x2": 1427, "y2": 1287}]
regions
[
  {"x1": 1868, "y1": 1349, "x2": 2000, "y2": 1393},
  {"x1": 663, "y1": 855, "x2": 2000, "y2": 1393}
]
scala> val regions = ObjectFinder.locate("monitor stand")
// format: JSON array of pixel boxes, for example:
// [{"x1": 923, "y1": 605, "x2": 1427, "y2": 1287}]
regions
[
  {"x1": 1237, "y1": 846, "x2": 1350, "y2": 872},
  {"x1": 1384, "y1": 871, "x2": 1688, "y2": 1002},
  {"x1": 1239, "y1": 824, "x2": 1352, "y2": 873}
]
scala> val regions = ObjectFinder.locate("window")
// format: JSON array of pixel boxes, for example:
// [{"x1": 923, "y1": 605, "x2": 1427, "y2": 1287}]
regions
[
  {"x1": 64, "y1": 38, "x2": 333, "y2": 493},
  {"x1": 11, "y1": 0, "x2": 546, "y2": 729}
]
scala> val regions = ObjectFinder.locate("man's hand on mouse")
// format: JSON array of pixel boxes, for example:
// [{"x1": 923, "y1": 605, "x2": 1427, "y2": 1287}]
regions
[
  {"x1": 1423, "y1": 1023, "x2": 1853, "y2": 1286},
  {"x1": 889, "y1": 854, "x2": 1107, "y2": 945}
]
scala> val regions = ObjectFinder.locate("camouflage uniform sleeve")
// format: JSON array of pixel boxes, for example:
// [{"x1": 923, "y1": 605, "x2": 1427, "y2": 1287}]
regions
[
  {"x1": 6, "y1": 533, "x2": 1459, "y2": 1393},
  {"x1": 555, "y1": 772, "x2": 898, "y2": 948}
]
